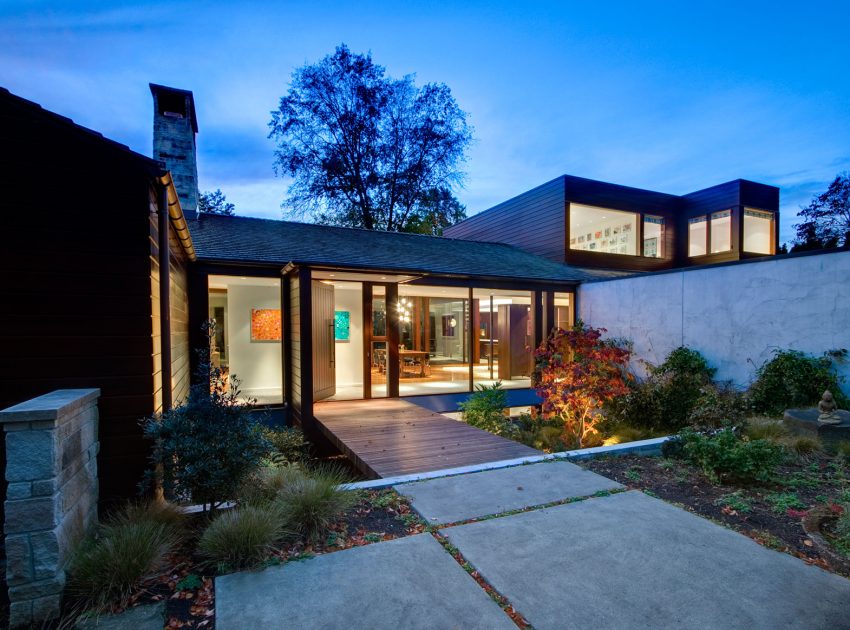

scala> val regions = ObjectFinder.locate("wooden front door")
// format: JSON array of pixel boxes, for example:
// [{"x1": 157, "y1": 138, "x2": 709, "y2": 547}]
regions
[{"x1": 312, "y1": 280, "x2": 336, "y2": 401}]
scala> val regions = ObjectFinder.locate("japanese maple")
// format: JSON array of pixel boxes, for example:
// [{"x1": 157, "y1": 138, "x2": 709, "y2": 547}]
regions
[{"x1": 532, "y1": 323, "x2": 632, "y2": 448}]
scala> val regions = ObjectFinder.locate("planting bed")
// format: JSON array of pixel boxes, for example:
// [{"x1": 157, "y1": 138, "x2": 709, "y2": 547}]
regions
[
  {"x1": 65, "y1": 489, "x2": 422, "y2": 629},
  {"x1": 584, "y1": 453, "x2": 850, "y2": 575}
]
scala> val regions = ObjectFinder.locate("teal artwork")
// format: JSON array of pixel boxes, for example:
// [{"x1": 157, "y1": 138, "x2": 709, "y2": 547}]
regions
[{"x1": 334, "y1": 310, "x2": 350, "y2": 342}]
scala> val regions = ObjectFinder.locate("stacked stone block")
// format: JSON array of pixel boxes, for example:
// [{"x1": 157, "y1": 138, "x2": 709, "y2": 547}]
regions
[{"x1": 1, "y1": 389, "x2": 100, "y2": 628}]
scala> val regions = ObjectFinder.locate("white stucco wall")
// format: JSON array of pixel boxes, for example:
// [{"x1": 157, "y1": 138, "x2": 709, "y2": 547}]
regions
[
  {"x1": 333, "y1": 284, "x2": 364, "y2": 388},
  {"x1": 578, "y1": 250, "x2": 850, "y2": 387}
]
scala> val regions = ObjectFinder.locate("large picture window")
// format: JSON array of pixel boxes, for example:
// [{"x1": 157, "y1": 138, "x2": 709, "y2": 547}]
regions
[
  {"x1": 744, "y1": 208, "x2": 774, "y2": 254},
  {"x1": 710, "y1": 210, "x2": 732, "y2": 253},
  {"x1": 688, "y1": 216, "x2": 707, "y2": 257},
  {"x1": 569, "y1": 204, "x2": 638, "y2": 256}
]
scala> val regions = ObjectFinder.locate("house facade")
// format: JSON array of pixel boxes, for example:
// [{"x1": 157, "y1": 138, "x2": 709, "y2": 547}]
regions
[{"x1": 1, "y1": 83, "x2": 784, "y2": 501}]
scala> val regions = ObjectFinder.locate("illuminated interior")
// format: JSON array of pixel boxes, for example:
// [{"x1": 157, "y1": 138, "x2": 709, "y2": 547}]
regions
[{"x1": 569, "y1": 203, "x2": 638, "y2": 255}]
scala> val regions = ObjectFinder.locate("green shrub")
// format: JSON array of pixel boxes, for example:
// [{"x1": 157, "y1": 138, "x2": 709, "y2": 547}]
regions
[
  {"x1": 67, "y1": 519, "x2": 180, "y2": 610},
  {"x1": 459, "y1": 382, "x2": 513, "y2": 436},
  {"x1": 263, "y1": 426, "x2": 311, "y2": 465},
  {"x1": 749, "y1": 349, "x2": 848, "y2": 416},
  {"x1": 276, "y1": 467, "x2": 355, "y2": 541},
  {"x1": 679, "y1": 428, "x2": 785, "y2": 484},
  {"x1": 686, "y1": 384, "x2": 747, "y2": 429},
  {"x1": 142, "y1": 322, "x2": 271, "y2": 511},
  {"x1": 198, "y1": 504, "x2": 289, "y2": 571},
  {"x1": 606, "y1": 346, "x2": 717, "y2": 432}
]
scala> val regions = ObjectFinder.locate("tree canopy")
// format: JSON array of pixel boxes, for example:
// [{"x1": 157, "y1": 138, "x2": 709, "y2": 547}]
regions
[
  {"x1": 198, "y1": 189, "x2": 236, "y2": 215},
  {"x1": 269, "y1": 44, "x2": 472, "y2": 233},
  {"x1": 792, "y1": 173, "x2": 850, "y2": 251}
]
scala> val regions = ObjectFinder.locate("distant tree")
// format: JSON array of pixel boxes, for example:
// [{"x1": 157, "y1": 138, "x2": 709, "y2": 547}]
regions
[
  {"x1": 198, "y1": 189, "x2": 236, "y2": 215},
  {"x1": 269, "y1": 44, "x2": 472, "y2": 232},
  {"x1": 791, "y1": 173, "x2": 850, "y2": 251},
  {"x1": 401, "y1": 187, "x2": 467, "y2": 236}
]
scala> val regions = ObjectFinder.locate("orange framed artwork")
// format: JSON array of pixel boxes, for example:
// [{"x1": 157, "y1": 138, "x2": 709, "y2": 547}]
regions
[{"x1": 250, "y1": 308, "x2": 281, "y2": 342}]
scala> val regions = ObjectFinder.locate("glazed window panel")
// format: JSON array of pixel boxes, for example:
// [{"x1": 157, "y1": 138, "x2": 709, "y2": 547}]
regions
[
  {"x1": 744, "y1": 208, "x2": 774, "y2": 254},
  {"x1": 688, "y1": 216, "x2": 708, "y2": 257},
  {"x1": 710, "y1": 210, "x2": 732, "y2": 253},
  {"x1": 643, "y1": 215, "x2": 665, "y2": 258},
  {"x1": 569, "y1": 203, "x2": 638, "y2": 255}
]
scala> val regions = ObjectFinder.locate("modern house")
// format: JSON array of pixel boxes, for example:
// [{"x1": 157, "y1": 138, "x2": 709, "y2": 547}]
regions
[
  {"x1": 0, "y1": 83, "x2": 784, "y2": 500},
  {"x1": 444, "y1": 175, "x2": 779, "y2": 271}
]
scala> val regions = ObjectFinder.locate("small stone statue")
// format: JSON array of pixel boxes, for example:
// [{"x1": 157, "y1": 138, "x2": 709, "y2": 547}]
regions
[{"x1": 818, "y1": 390, "x2": 841, "y2": 425}]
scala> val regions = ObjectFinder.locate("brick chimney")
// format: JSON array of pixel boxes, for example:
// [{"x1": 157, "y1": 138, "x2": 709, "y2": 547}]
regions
[{"x1": 150, "y1": 83, "x2": 199, "y2": 212}]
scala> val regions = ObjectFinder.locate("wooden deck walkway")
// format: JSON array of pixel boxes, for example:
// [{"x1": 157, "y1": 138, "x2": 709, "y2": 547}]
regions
[{"x1": 313, "y1": 399, "x2": 540, "y2": 479}]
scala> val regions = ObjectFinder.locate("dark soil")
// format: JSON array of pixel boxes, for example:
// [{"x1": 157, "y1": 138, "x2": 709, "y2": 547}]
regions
[{"x1": 584, "y1": 453, "x2": 850, "y2": 575}]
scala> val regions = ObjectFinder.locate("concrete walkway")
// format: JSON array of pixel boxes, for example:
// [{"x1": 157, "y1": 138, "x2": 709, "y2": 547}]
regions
[{"x1": 215, "y1": 462, "x2": 850, "y2": 629}]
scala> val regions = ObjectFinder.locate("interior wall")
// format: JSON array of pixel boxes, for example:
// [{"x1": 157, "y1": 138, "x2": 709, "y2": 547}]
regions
[
  {"x1": 226, "y1": 284, "x2": 282, "y2": 399},
  {"x1": 578, "y1": 250, "x2": 850, "y2": 388},
  {"x1": 333, "y1": 284, "x2": 364, "y2": 388}
]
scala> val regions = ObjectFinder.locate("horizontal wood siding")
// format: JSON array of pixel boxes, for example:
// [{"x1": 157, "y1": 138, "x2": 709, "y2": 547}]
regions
[
  {"x1": 288, "y1": 273, "x2": 302, "y2": 422},
  {"x1": 443, "y1": 177, "x2": 566, "y2": 262},
  {"x1": 169, "y1": 222, "x2": 190, "y2": 403},
  {"x1": 0, "y1": 92, "x2": 161, "y2": 504}
]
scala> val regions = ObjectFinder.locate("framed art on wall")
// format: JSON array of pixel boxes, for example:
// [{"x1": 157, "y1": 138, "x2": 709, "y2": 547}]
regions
[
  {"x1": 250, "y1": 308, "x2": 281, "y2": 342},
  {"x1": 334, "y1": 310, "x2": 350, "y2": 342}
]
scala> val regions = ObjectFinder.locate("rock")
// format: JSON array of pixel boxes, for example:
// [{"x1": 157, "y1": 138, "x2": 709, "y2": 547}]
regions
[{"x1": 783, "y1": 408, "x2": 850, "y2": 448}]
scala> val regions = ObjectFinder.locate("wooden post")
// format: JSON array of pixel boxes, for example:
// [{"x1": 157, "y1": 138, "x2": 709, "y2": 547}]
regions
[{"x1": 386, "y1": 283, "x2": 400, "y2": 398}]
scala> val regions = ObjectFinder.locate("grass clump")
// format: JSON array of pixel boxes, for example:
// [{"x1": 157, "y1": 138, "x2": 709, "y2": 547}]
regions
[
  {"x1": 66, "y1": 503, "x2": 184, "y2": 610},
  {"x1": 744, "y1": 417, "x2": 789, "y2": 441},
  {"x1": 198, "y1": 504, "x2": 289, "y2": 571},
  {"x1": 275, "y1": 466, "x2": 356, "y2": 541}
]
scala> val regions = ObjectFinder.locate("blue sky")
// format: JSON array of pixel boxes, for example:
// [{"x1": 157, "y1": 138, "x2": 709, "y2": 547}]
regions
[{"x1": 2, "y1": 1, "x2": 848, "y2": 243}]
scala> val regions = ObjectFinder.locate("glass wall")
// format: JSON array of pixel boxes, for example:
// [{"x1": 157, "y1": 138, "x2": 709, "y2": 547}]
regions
[
  {"x1": 208, "y1": 275, "x2": 282, "y2": 405},
  {"x1": 323, "y1": 281, "x2": 365, "y2": 401},
  {"x1": 643, "y1": 215, "x2": 665, "y2": 258},
  {"x1": 744, "y1": 208, "x2": 774, "y2": 254},
  {"x1": 553, "y1": 292, "x2": 572, "y2": 330},
  {"x1": 569, "y1": 204, "x2": 638, "y2": 255},
  {"x1": 688, "y1": 216, "x2": 707, "y2": 257},
  {"x1": 710, "y1": 210, "x2": 732, "y2": 253},
  {"x1": 368, "y1": 286, "x2": 388, "y2": 398},
  {"x1": 472, "y1": 289, "x2": 534, "y2": 391},
  {"x1": 395, "y1": 285, "x2": 469, "y2": 396}
]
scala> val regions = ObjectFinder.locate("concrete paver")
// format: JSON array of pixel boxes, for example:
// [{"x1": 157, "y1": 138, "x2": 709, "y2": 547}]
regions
[
  {"x1": 215, "y1": 533, "x2": 514, "y2": 630},
  {"x1": 395, "y1": 460, "x2": 622, "y2": 524},
  {"x1": 444, "y1": 490, "x2": 850, "y2": 629}
]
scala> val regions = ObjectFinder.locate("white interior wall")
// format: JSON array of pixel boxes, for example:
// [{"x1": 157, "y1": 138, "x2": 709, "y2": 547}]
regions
[
  {"x1": 578, "y1": 250, "x2": 850, "y2": 388},
  {"x1": 333, "y1": 284, "x2": 364, "y2": 388},
  {"x1": 226, "y1": 284, "x2": 282, "y2": 398}
]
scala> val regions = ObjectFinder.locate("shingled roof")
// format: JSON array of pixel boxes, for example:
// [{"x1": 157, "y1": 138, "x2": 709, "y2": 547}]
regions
[{"x1": 187, "y1": 213, "x2": 631, "y2": 283}]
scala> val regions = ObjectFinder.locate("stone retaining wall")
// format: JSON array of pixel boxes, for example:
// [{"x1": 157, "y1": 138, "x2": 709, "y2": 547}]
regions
[{"x1": 0, "y1": 389, "x2": 100, "y2": 628}]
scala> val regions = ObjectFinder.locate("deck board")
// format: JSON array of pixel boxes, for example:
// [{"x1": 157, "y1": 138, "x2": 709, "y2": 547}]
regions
[{"x1": 313, "y1": 399, "x2": 540, "y2": 479}]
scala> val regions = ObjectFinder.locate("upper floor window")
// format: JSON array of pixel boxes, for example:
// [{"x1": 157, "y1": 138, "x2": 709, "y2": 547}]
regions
[
  {"x1": 643, "y1": 215, "x2": 665, "y2": 258},
  {"x1": 743, "y1": 208, "x2": 774, "y2": 254},
  {"x1": 569, "y1": 204, "x2": 638, "y2": 255},
  {"x1": 688, "y1": 216, "x2": 707, "y2": 256},
  {"x1": 710, "y1": 210, "x2": 732, "y2": 253}
]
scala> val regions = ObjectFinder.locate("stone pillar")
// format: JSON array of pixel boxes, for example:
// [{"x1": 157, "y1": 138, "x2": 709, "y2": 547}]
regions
[{"x1": 0, "y1": 389, "x2": 100, "y2": 628}]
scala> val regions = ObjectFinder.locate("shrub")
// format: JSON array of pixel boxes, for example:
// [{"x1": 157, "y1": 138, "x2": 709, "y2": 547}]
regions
[
  {"x1": 67, "y1": 518, "x2": 180, "y2": 610},
  {"x1": 239, "y1": 463, "x2": 295, "y2": 506},
  {"x1": 459, "y1": 382, "x2": 512, "y2": 436},
  {"x1": 605, "y1": 346, "x2": 719, "y2": 433},
  {"x1": 679, "y1": 427, "x2": 785, "y2": 484},
  {"x1": 744, "y1": 417, "x2": 789, "y2": 441},
  {"x1": 198, "y1": 504, "x2": 289, "y2": 571},
  {"x1": 142, "y1": 322, "x2": 271, "y2": 511},
  {"x1": 687, "y1": 384, "x2": 747, "y2": 429},
  {"x1": 109, "y1": 500, "x2": 186, "y2": 536},
  {"x1": 276, "y1": 466, "x2": 355, "y2": 541},
  {"x1": 749, "y1": 349, "x2": 848, "y2": 416},
  {"x1": 263, "y1": 426, "x2": 311, "y2": 465},
  {"x1": 533, "y1": 322, "x2": 632, "y2": 448}
]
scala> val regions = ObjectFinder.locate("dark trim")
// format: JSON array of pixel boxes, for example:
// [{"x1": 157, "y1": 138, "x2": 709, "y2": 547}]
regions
[
  {"x1": 298, "y1": 267, "x2": 314, "y2": 432},
  {"x1": 386, "y1": 283, "x2": 400, "y2": 398},
  {"x1": 157, "y1": 185, "x2": 173, "y2": 411},
  {"x1": 362, "y1": 282, "x2": 373, "y2": 400},
  {"x1": 532, "y1": 290, "x2": 544, "y2": 348},
  {"x1": 544, "y1": 291, "x2": 555, "y2": 338},
  {"x1": 468, "y1": 287, "x2": 474, "y2": 393},
  {"x1": 187, "y1": 266, "x2": 209, "y2": 380},
  {"x1": 281, "y1": 273, "x2": 291, "y2": 422}
]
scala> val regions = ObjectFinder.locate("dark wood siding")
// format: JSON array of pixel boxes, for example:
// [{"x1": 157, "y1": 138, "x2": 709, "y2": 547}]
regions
[
  {"x1": 0, "y1": 91, "x2": 163, "y2": 504},
  {"x1": 168, "y1": 222, "x2": 190, "y2": 403},
  {"x1": 288, "y1": 271, "x2": 303, "y2": 422},
  {"x1": 443, "y1": 177, "x2": 566, "y2": 262}
]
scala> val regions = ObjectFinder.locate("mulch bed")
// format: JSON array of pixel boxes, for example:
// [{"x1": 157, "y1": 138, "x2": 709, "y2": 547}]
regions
[
  {"x1": 583, "y1": 453, "x2": 850, "y2": 575},
  {"x1": 68, "y1": 489, "x2": 423, "y2": 629}
]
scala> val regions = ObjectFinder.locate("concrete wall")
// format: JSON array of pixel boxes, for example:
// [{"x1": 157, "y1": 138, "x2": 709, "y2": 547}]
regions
[
  {"x1": 578, "y1": 250, "x2": 850, "y2": 387},
  {"x1": 227, "y1": 284, "x2": 282, "y2": 400},
  {"x1": 1, "y1": 389, "x2": 100, "y2": 628}
]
